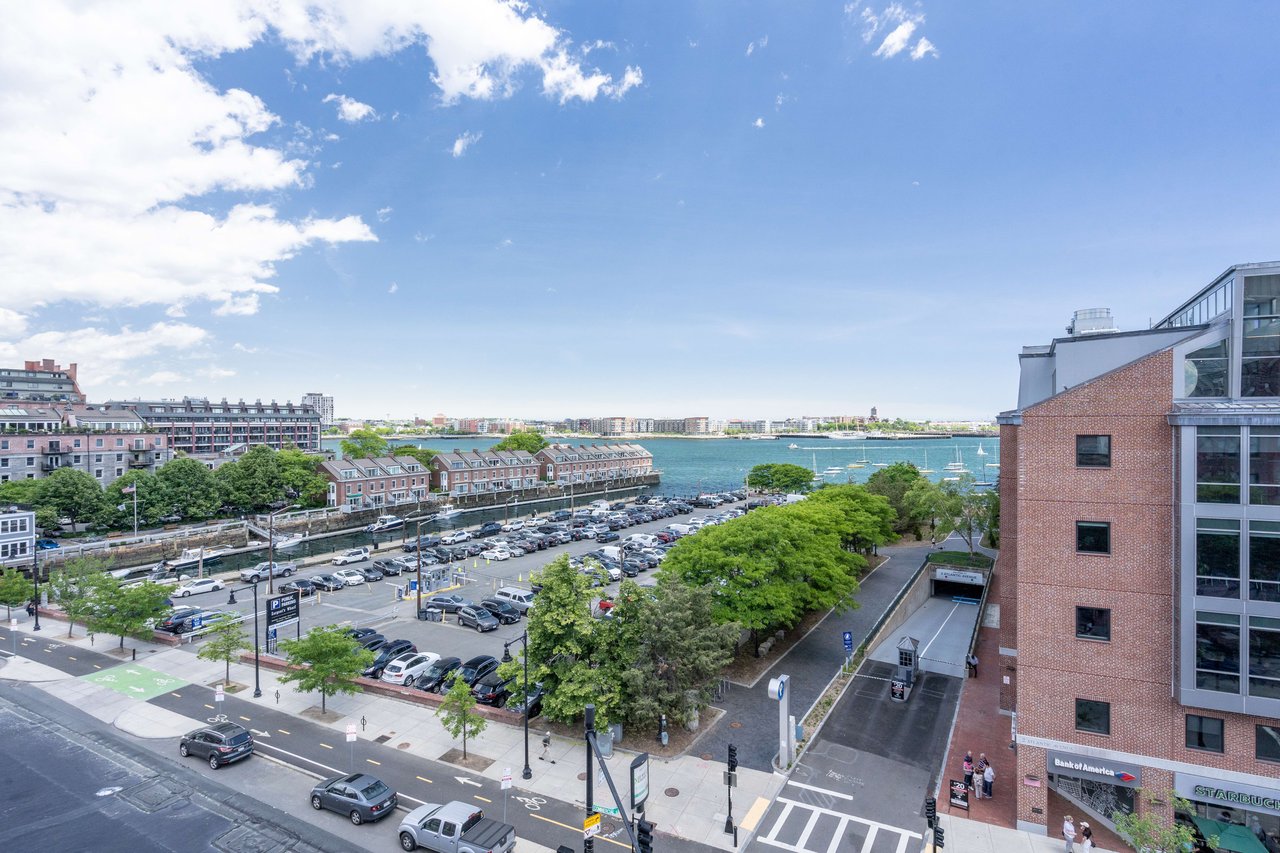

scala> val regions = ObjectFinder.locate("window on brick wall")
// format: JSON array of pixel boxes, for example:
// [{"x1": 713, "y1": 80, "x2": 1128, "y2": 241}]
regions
[
  {"x1": 1186, "y1": 714, "x2": 1224, "y2": 753},
  {"x1": 1075, "y1": 699, "x2": 1111, "y2": 735},
  {"x1": 1197, "y1": 518, "x2": 1241, "y2": 598},
  {"x1": 1076, "y1": 521, "x2": 1110, "y2": 554},
  {"x1": 1197, "y1": 426, "x2": 1240, "y2": 503},
  {"x1": 1075, "y1": 606, "x2": 1111, "y2": 641},
  {"x1": 1076, "y1": 435, "x2": 1111, "y2": 467},
  {"x1": 1258, "y1": 725, "x2": 1280, "y2": 763}
]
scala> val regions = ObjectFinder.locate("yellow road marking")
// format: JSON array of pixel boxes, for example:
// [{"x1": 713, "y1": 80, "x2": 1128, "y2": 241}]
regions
[
  {"x1": 474, "y1": 795, "x2": 491, "y2": 803},
  {"x1": 366, "y1": 759, "x2": 381, "y2": 766},
  {"x1": 93, "y1": 664, "x2": 101, "y2": 669},
  {"x1": 319, "y1": 743, "x2": 333, "y2": 750},
  {"x1": 277, "y1": 729, "x2": 290, "y2": 735},
  {"x1": 739, "y1": 795, "x2": 771, "y2": 832},
  {"x1": 204, "y1": 704, "x2": 214, "y2": 710},
  {"x1": 239, "y1": 715, "x2": 251, "y2": 721},
  {"x1": 416, "y1": 775, "x2": 433, "y2": 784},
  {"x1": 68, "y1": 656, "x2": 77, "y2": 661},
  {"x1": 531, "y1": 814, "x2": 630, "y2": 849}
]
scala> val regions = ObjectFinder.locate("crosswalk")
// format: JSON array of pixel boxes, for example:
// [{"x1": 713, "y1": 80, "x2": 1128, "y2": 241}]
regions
[{"x1": 754, "y1": 781, "x2": 922, "y2": 853}]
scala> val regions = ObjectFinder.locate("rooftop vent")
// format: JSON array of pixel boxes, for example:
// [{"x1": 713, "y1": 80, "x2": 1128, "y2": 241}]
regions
[{"x1": 1066, "y1": 308, "x2": 1118, "y2": 337}]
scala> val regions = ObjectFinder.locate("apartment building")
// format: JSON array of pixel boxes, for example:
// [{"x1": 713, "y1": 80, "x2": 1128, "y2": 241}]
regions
[
  {"x1": 536, "y1": 443, "x2": 654, "y2": 485},
  {"x1": 429, "y1": 449, "x2": 541, "y2": 497},
  {"x1": 108, "y1": 397, "x2": 321, "y2": 456},
  {"x1": 302, "y1": 392, "x2": 334, "y2": 428},
  {"x1": 0, "y1": 405, "x2": 171, "y2": 487},
  {"x1": 998, "y1": 264, "x2": 1280, "y2": 846},
  {"x1": 0, "y1": 359, "x2": 85, "y2": 404},
  {"x1": 0, "y1": 506, "x2": 36, "y2": 566},
  {"x1": 321, "y1": 456, "x2": 432, "y2": 510}
]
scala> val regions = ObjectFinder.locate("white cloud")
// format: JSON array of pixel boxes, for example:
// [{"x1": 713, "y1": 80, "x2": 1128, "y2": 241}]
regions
[
  {"x1": 232, "y1": 342, "x2": 257, "y2": 353},
  {"x1": 414, "y1": 232, "x2": 435, "y2": 243},
  {"x1": 746, "y1": 36, "x2": 769, "y2": 56},
  {"x1": 911, "y1": 37, "x2": 938, "y2": 60},
  {"x1": 874, "y1": 21, "x2": 916, "y2": 58},
  {"x1": 0, "y1": 322, "x2": 209, "y2": 385},
  {"x1": 499, "y1": 238, "x2": 513, "y2": 248},
  {"x1": 753, "y1": 117, "x2": 765, "y2": 128},
  {"x1": 388, "y1": 282, "x2": 399, "y2": 294},
  {"x1": 142, "y1": 370, "x2": 183, "y2": 385},
  {"x1": 324, "y1": 132, "x2": 340, "y2": 141},
  {"x1": 853, "y1": 3, "x2": 937, "y2": 60},
  {"x1": 323, "y1": 93, "x2": 378, "y2": 122},
  {"x1": 452, "y1": 130, "x2": 483, "y2": 158},
  {"x1": 376, "y1": 206, "x2": 393, "y2": 222},
  {"x1": 199, "y1": 366, "x2": 236, "y2": 379}
]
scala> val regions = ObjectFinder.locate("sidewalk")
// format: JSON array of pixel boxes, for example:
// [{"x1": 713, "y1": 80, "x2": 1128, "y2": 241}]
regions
[{"x1": 1, "y1": 617, "x2": 768, "y2": 851}]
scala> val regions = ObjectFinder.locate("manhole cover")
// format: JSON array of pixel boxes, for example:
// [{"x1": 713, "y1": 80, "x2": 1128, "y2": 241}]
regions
[
  {"x1": 578, "y1": 772, "x2": 588, "y2": 781},
  {"x1": 700, "y1": 753, "x2": 712, "y2": 761},
  {"x1": 664, "y1": 787, "x2": 679, "y2": 797},
  {"x1": 729, "y1": 721, "x2": 744, "y2": 729},
  {"x1": 374, "y1": 735, "x2": 392, "y2": 744},
  {"x1": 398, "y1": 742, "x2": 411, "y2": 749}
]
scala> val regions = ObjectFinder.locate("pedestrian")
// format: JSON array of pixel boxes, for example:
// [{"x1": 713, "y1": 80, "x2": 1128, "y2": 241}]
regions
[
  {"x1": 967, "y1": 654, "x2": 979, "y2": 677},
  {"x1": 962, "y1": 752, "x2": 975, "y2": 793},
  {"x1": 26, "y1": 600, "x2": 35, "y2": 618},
  {"x1": 1063, "y1": 815, "x2": 1077, "y2": 853},
  {"x1": 539, "y1": 731, "x2": 552, "y2": 762},
  {"x1": 930, "y1": 534, "x2": 936, "y2": 548},
  {"x1": 975, "y1": 754, "x2": 989, "y2": 798},
  {"x1": 1079, "y1": 821, "x2": 1093, "y2": 851},
  {"x1": 982, "y1": 762, "x2": 994, "y2": 799}
]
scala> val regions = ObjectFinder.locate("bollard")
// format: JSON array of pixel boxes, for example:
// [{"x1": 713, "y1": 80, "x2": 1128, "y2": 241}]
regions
[{"x1": 132, "y1": 648, "x2": 136, "y2": 661}]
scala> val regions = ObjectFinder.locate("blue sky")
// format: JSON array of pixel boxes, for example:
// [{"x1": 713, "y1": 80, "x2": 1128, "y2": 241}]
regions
[{"x1": 2, "y1": 2, "x2": 1278, "y2": 421}]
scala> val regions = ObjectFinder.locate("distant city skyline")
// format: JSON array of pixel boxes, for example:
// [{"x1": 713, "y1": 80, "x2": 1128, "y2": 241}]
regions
[{"x1": 3, "y1": 4, "x2": 1278, "y2": 420}]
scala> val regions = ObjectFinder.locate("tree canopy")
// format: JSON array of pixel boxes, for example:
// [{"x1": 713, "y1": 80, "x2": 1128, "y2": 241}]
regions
[
  {"x1": 934, "y1": 475, "x2": 992, "y2": 555},
  {"x1": 436, "y1": 670, "x2": 488, "y2": 759},
  {"x1": 864, "y1": 462, "x2": 926, "y2": 537},
  {"x1": 277, "y1": 625, "x2": 374, "y2": 713},
  {"x1": 197, "y1": 613, "x2": 252, "y2": 686},
  {"x1": 340, "y1": 428, "x2": 389, "y2": 460},
  {"x1": 490, "y1": 429, "x2": 549, "y2": 454},
  {"x1": 0, "y1": 567, "x2": 31, "y2": 620},
  {"x1": 86, "y1": 579, "x2": 172, "y2": 649},
  {"x1": 35, "y1": 468, "x2": 105, "y2": 528},
  {"x1": 397, "y1": 446, "x2": 440, "y2": 468},
  {"x1": 156, "y1": 457, "x2": 222, "y2": 519},
  {"x1": 746, "y1": 463, "x2": 815, "y2": 493},
  {"x1": 215, "y1": 445, "x2": 283, "y2": 512},
  {"x1": 47, "y1": 556, "x2": 113, "y2": 637}
]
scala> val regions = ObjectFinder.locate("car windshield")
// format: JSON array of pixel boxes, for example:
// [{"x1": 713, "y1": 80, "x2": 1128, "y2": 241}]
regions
[
  {"x1": 226, "y1": 731, "x2": 252, "y2": 746},
  {"x1": 360, "y1": 780, "x2": 390, "y2": 801}
]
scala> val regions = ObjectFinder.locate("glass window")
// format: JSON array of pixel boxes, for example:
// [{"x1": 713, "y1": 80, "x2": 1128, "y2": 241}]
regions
[
  {"x1": 1076, "y1": 435, "x2": 1111, "y2": 468},
  {"x1": 1076, "y1": 522, "x2": 1111, "y2": 554},
  {"x1": 1197, "y1": 427, "x2": 1240, "y2": 503},
  {"x1": 1075, "y1": 699, "x2": 1111, "y2": 735},
  {"x1": 1258, "y1": 725, "x2": 1280, "y2": 763},
  {"x1": 1196, "y1": 612, "x2": 1241, "y2": 694},
  {"x1": 1185, "y1": 339, "x2": 1229, "y2": 397},
  {"x1": 1242, "y1": 274, "x2": 1280, "y2": 397},
  {"x1": 1186, "y1": 715, "x2": 1224, "y2": 753},
  {"x1": 1076, "y1": 607, "x2": 1111, "y2": 641},
  {"x1": 1197, "y1": 518, "x2": 1240, "y2": 598},
  {"x1": 1248, "y1": 521, "x2": 1280, "y2": 603},
  {"x1": 1249, "y1": 427, "x2": 1280, "y2": 505},
  {"x1": 1248, "y1": 616, "x2": 1280, "y2": 700}
]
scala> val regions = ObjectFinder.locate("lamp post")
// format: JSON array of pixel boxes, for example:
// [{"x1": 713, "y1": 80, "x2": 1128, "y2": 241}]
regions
[
  {"x1": 415, "y1": 517, "x2": 427, "y2": 614},
  {"x1": 31, "y1": 546, "x2": 41, "y2": 632},
  {"x1": 502, "y1": 631, "x2": 533, "y2": 780},
  {"x1": 267, "y1": 504, "x2": 300, "y2": 595},
  {"x1": 226, "y1": 583, "x2": 262, "y2": 698}
]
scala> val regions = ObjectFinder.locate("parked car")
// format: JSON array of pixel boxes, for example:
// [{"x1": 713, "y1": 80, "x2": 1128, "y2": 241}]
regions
[
  {"x1": 440, "y1": 530, "x2": 472, "y2": 545},
  {"x1": 381, "y1": 652, "x2": 441, "y2": 687},
  {"x1": 35, "y1": 538, "x2": 60, "y2": 550},
  {"x1": 373, "y1": 559, "x2": 403, "y2": 576},
  {"x1": 333, "y1": 569, "x2": 366, "y2": 586},
  {"x1": 239, "y1": 561, "x2": 295, "y2": 584},
  {"x1": 364, "y1": 639, "x2": 417, "y2": 678},
  {"x1": 456, "y1": 655, "x2": 499, "y2": 687},
  {"x1": 403, "y1": 535, "x2": 442, "y2": 552},
  {"x1": 310, "y1": 773, "x2": 398, "y2": 825},
  {"x1": 278, "y1": 578, "x2": 316, "y2": 597},
  {"x1": 477, "y1": 522, "x2": 504, "y2": 537},
  {"x1": 356, "y1": 632, "x2": 387, "y2": 652},
  {"x1": 333, "y1": 547, "x2": 370, "y2": 566},
  {"x1": 173, "y1": 577, "x2": 225, "y2": 598},
  {"x1": 396, "y1": 800, "x2": 516, "y2": 853},
  {"x1": 426, "y1": 593, "x2": 472, "y2": 613},
  {"x1": 311, "y1": 574, "x2": 346, "y2": 592},
  {"x1": 500, "y1": 519, "x2": 524, "y2": 532},
  {"x1": 492, "y1": 587, "x2": 535, "y2": 612},
  {"x1": 155, "y1": 606, "x2": 207, "y2": 634},
  {"x1": 341, "y1": 626, "x2": 379, "y2": 642},
  {"x1": 457, "y1": 606, "x2": 499, "y2": 633},
  {"x1": 356, "y1": 565, "x2": 385, "y2": 582},
  {"x1": 478, "y1": 598, "x2": 521, "y2": 625},
  {"x1": 179, "y1": 721, "x2": 254, "y2": 769},
  {"x1": 507, "y1": 682, "x2": 545, "y2": 718},
  {"x1": 415, "y1": 656, "x2": 462, "y2": 693},
  {"x1": 480, "y1": 548, "x2": 511, "y2": 561},
  {"x1": 596, "y1": 531, "x2": 620, "y2": 543},
  {"x1": 471, "y1": 671, "x2": 516, "y2": 707}
]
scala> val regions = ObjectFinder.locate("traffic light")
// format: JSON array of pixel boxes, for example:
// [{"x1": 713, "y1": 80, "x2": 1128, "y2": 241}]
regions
[
  {"x1": 934, "y1": 825, "x2": 945, "y2": 849},
  {"x1": 727, "y1": 743, "x2": 738, "y2": 772},
  {"x1": 636, "y1": 818, "x2": 655, "y2": 853},
  {"x1": 924, "y1": 796, "x2": 936, "y2": 827}
]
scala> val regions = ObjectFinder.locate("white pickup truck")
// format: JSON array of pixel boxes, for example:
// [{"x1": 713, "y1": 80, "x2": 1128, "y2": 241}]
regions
[
  {"x1": 238, "y1": 560, "x2": 296, "y2": 584},
  {"x1": 397, "y1": 801, "x2": 516, "y2": 853}
]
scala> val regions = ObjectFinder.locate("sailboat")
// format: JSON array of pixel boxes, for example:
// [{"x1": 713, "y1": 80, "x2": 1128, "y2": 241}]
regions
[
  {"x1": 788, "y1": 443, "x2": 800, "y2": 450},
  {"x1": 944, "y1": 446, "x2": 970, "y2": 475},
  {"x1": 919, "y1": 450, "x2": 935, "y2": 474},
  {"x1": 811, "y1": 454, "x2": 824, "y2": 482}
]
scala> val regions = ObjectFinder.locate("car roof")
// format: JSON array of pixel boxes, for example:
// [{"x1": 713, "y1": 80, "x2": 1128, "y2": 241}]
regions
[
  {"x1": 462, "y1": 654, "x2": 495, "y2": 666},
  {"x1": 434, "y1": 656, "x2": 461, "y2": 666},
  {"x1": 207, "y1": 721, "x2": 247, "y2": 735}
]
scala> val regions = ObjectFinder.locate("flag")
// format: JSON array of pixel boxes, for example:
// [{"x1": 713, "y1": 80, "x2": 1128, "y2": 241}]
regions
[{"x1": 121, "y1": 485, "x2": 136, "y2": 494}]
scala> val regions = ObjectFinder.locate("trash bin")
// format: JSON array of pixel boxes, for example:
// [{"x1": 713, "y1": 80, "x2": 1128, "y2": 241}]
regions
[{"x1": 418, "y1": 606, "x2": 443, "y2": 622}]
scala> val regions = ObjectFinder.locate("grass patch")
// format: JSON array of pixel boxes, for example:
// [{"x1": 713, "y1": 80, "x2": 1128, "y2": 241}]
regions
[{"x1": 926, "y1": 550, "x2": 993, "y2": 569}]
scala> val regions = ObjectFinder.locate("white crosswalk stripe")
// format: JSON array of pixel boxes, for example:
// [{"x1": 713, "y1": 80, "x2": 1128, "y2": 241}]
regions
[{"x1": 754, "y1": 781, "x2": 921, "y2": 853}]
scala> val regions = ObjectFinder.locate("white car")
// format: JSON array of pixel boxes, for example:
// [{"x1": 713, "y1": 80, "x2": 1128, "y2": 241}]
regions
[
  {"x1": 500, "y1": 519, "x2": 524, "y2": 532},
  {"x1": 380, "y1": 652, "x2": 440, "y2": 687},
  {"x1": 440, "y1": 530, "x2": 472, "y2": 545},
  {"x1": 481, "y1": 548, "x2": 511, "y2": 561},
  {"x1": 332, "y1": 547, "x2": 370, "y2": 566},
  {"x1": 173, "y1": 577, "x2": 225, "y2": 597},
  {"x1": 333, "y1": 569, "x2": 366, "y2": 586}
]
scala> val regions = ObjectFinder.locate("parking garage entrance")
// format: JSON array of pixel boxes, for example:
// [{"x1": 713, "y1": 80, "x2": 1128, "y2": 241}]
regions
[{"x1": 931, "y1": 567, "x2": 987, "y2": 601}]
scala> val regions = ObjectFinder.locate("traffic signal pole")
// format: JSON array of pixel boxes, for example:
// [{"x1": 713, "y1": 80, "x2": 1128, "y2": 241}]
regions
[{"x1": 725, "y1": 743, "x2": 739, "y2": 844}]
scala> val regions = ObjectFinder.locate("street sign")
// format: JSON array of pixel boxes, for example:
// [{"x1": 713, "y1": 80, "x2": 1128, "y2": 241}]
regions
[
  {"x1": 630, "y1": 753, "x2": 650, "y2": 810},
  {"x1": 949, "y1": 778, "x2": 970, "y2": 810},
  {"x1": 723, "y1": 771, "x2": 738, "y2": 788},
  {"x1": 842, "y1": 631, "x2": 853, "y2": 652},
  {"x1": 501, "y1": 768, "x2": 513, "y2": 790},
  {"x1": 266, "y1": 593, "x2": 299, "y2": 630},
  {"x1": 583, "y1": 813, "x2": 601, "y2": 839},
  {"x1": 215, "y1": 685, "x2": 224, "y2": 703},
  {"x1": 346, "y1": 723, "x2": 357, "y2": 743}
]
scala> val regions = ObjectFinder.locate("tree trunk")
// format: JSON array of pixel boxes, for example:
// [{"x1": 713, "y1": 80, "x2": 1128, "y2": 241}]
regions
[
  {"x1": 118, "y1": 634, "x2": 125, "y2": 649},
  {"x1": 462, "y1": 724, "x2": 468, "y2": 759},
  {"x1": 321, "y1": 691, "x2": 327, "y2": 713}
]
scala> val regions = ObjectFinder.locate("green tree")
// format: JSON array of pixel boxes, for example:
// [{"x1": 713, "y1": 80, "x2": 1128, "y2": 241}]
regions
[
  {"x1": 864, "y1": 462, "x2": 926, "y2": 537},
  {"x1": 276, "y1": 447, "x2": 329, "y2": 507},
  {"x1": 803, "y1": 485, "x2": 897, "y2": 553},
  {"x1": 47, "y1": 556, "x2": 113, "y2": 637},
  {"x1": 982, "y1": 491, "x2": 1001, "y2": 548},
  {"x1": 276, "y1": 625, "x2": 373, "y2": 713},
  {"x1": 86, "y1": 579, "x2": 171, "y2": 649},
  {"x1": 340, "y1": 428, "x2": 389, "y2": 460},
  {"x1": 935, "y1": 475, "x2": 991, "y2": 556},
  {"x1": 0, "y1": 567, "x2": 31, "y2": 620},
  {"x1": 156, "y1": 457, "x2": 222, "y2": 519},
  {"x1": 35, "y1": 468, "x2": 105, "y2": 529},
  {"x1": 99, "y1": 470, "x2": 164, "y2": 530},
  {"x1": 525, "y1": 555, "x2": 602, "y2": 723},
  {"x1": 0, "y1": 479, "x2": 40, "y2": 507},
  {"x1": 490, "y1": 429, "x2": 549, "y2": 454},
  {"x1": 215, "y1": 445, "x2": 284, "y2": 512},
  {"x1": 1113, "y1": 791, "x2": 1213, "y2": 853},
  {"x1": 197, "y1": 613, "x2": 252, "y2": 686},
  {"x1": 436, "y1": 670, "x2": 489, "y2": 760},
  {"x1": 903, "y1": 479, "x2": 949, "y2": 541},
  {"x1": 746, "y1": 463, "x2": 816, "y2": 493}
]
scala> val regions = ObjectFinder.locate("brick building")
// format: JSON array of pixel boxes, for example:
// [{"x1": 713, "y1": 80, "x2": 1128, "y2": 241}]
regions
[
  {"x1": 0, "y1": 359, "x2": 84, "y2": 404},
  {"x1": 108, "y1": 397, "x2": 321, "y2": 455},
  {"x1": 536, "y1": 443, "x2": 654, "y2": 485},
  {"x1": 321, "y1": 456, "x2": 432, "y2": 510},
  {"x1": 998, "y1": 264, "x2": 1280, "y2": 846},
  {"x1": 429, "y1": 449, "x2": 541, "y2": 498},
  {"x1": 0, "y1": 405, "x2": 171, "y2": 487}
]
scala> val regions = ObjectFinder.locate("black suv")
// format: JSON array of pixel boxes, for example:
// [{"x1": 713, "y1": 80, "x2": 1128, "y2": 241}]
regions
[
  {"x1": 471, "y1": 671, "x2": 516, "y2": 707},
  {"x1": 479, "y1": 598, "x2": 521, "y2": 624},
  {"x1": 179, "y1": 721, "x2": 254, "y2": 769},
  {"x1": 457, "y1": 655, "x2": 499, "y2": 687},
  {"x1": 477, "y1": 522, "x2": 504, "y2": 537},
  {"x1": 415, "y1": 656, "x2": 461, "y2": 693},
  {"x1": 364, "y1": 639, "x2": 417, "y2": 678}
]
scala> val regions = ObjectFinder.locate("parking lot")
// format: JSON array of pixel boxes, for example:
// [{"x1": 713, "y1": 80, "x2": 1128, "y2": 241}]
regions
[{"x1": 170, "y1": 496, "x2": 756, "y2": 685}]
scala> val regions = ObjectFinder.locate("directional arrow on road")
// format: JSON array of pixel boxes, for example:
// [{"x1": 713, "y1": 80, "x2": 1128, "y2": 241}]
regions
[
  {"x1": 128, "y1": 686, "x2": 145, "y2": 693},
  {"x1": 456, "y1": 776, "x2": 482, "y2": 788},
  {"x1": 251, "y1": 729, "x2": 271, "y2": 738}
]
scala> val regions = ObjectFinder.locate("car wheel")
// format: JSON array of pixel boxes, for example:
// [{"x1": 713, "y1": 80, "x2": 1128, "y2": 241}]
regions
[
  {"x1": 179, "y1": 743, "x2": 189, "y2": 757},
  {"x1": 282, "y1": 569, "x2": 293, "y2": 577},
  {"x1": 209, "y1": 754, "x2": 220, "y2": 770},
  {"x1": 399, "y1": 832, "x2": 417, "y2": 851},
  {"x1": 250, "y1": 574, "x2": 261, "y2": 583},
  {"x1": 496, "y1": 695, "x2": 507, "y2": 708},
  {"x1": 350, "y1": 810, "x2": 363, "y2": 825},
  {"x1": 311, "y1": 794, "x2": 323, "y2": 810},
  {"x1": 180, "y1": 590, "x2": 190, "y2": 597}
]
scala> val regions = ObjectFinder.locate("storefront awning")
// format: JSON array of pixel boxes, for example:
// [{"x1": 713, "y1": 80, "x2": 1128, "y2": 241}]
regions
[{"x1": 1191, "y1": 818, "x2": 1269, "y2": 853}]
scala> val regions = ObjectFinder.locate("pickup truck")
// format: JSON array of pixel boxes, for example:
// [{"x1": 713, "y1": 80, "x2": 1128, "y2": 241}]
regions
[
  {"x1": 238, "y1": 560, "x2": 296, "y2": 583},
  {"x1": 397, "y1": 801, "x2": 515, "y2": 853}
]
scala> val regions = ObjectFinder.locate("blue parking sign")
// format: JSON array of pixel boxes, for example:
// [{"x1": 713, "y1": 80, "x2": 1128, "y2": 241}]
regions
[{"x1": 842, "y1": 631, "x2": 853, "y2": 652}]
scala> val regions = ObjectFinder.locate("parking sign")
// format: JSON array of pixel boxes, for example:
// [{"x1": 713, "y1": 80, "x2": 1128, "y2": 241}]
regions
[{"x1": 842, "y1": 631, "x2": 853, "y2": 652}]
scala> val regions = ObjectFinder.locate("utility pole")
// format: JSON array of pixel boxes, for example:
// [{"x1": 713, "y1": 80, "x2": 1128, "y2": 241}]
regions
[{"x1": 584, "y1": 704, "x2": 595, "y2": 853}]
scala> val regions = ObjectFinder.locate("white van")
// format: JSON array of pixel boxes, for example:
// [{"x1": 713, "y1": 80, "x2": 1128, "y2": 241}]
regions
[
  {"x1": 599, "y1": 545, "x2": 623, "y2": 562},
  {"x1": 624, "y1": 534, "x2": 659, "y2": 548},
  {"x1": 493, "y1": 586, "x2": 537, "y2": 612},
  {"x1": 666, "y1": 524, "x2": 693, "y2": 537}
]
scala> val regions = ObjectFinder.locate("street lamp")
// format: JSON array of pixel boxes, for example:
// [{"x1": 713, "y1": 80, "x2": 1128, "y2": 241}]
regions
[
  {"x1": 226, "y1": 583, "x2": 262, "y2": 698},
  {"x1": 31, "y1": 547, "x2": 41, "y2": 632},
  {"x1": 267, "y1": 504, "x2": 300, "y2": 594},
  {"x1": 415, "y1": 517, "x2": 428, "y2": 615},
  {"x1": 502, "y1": 631, "x2": 533, "y2": 780}
]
